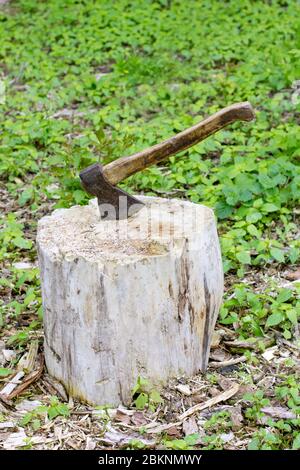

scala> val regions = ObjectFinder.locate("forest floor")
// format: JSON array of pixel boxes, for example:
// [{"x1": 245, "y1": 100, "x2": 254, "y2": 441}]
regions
[{"x1": 0, "y1": 0, "x2": 299, "y2": 450}]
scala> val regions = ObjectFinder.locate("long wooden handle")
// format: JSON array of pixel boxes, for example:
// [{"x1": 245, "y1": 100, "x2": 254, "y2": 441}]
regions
[{"x1": 103, "y1": 101, "x2": 255, "y2": 185}]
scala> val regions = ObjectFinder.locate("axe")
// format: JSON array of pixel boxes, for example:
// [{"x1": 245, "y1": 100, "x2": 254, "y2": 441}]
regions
[{"x1": 80, "y1": 102, "x2": 255, "y2": 220}]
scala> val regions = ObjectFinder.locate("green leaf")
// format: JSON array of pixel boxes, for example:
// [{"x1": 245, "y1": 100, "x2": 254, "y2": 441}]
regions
[
  {"x1": 149, "y1": 390, "x2": 163, "y2": 404},
  {"x1": 270, "y1": 247, "x2": 285, "y2": 263},
  {"x1": 265, "y1": 312, "x2": 284, "y2": 327},
  {"x1": 166, "y1": 439, "x2": 188, "y2": 450},
  {"x1": 248, "y1": 437, "x2": 259, "y2": 450},
  {"x1": 19, "y1": 412, "x2": 34, "y2": 426},
  {"x1": 236, "y1": 251, "x2": 251, "y2": 264},
  {"x1": 277, "y1": 289, "x2": 292, "y2": 303},
  {"x1": 247, "y1": 224, "x2": 260, "y2": 237},
  {"x1": 261, "y1": 203, "x2": 279, "y2": 213},
  {"x1": 292, "y1": 433, "x2": 300, "y2": 450},
  {"x1": 73, "y1": 190, "x2": 86, "y2": 204},
  {"x1": 246, "y1": 212, "x2": 262, "y2": 223},
  {"x1": 13, "y1": 237, "x2": 32, "y2": 250},
  {"x1": 0, "y1": 368, "x2": 13, "y2": 377},
  {"x1": 289, "y1": 247, "x2": 299, "y2": 263},
  {"x1": 134, "y1": 393, "x2": 148, "y2": 410},
  {"x1": 184, "y1": 433, "x2": 199, "y2": 446},
  {"x1": 286, "y1": 309, "x2": 298, "y2": 325},
  {"x1": 283, "y1": 329, "x2": 292, "y2": 339}
]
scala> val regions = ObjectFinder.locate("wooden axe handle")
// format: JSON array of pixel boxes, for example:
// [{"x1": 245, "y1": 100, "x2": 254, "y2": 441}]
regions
[{"x1": 103, "y1": 101, "x2": 255, "y2": 185}]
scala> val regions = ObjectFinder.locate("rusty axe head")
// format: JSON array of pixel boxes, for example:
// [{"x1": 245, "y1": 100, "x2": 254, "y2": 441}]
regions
[
  {"x1": 80, "y1": 163, "x2": 144, "y2": 220},
  {"x1": 80, "y1": 102, "x2": 255, "y2": 221}
]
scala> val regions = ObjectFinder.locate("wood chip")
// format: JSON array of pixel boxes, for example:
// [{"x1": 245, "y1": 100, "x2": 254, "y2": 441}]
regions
[
  {"x1": 0, "y1": 421, "x2": 16, "y2": 430},
  {"x1": 17, "y1": 340, "x2": 39, "y2": 373},
  {"x1": 209, "y1": 349, "x2": 229, "y2": 362},
  {"x1": 0, "y1": 371, "x2": 25, "y2": 397},
  {"x1": 15, "y1": 399, "x2": 42, "y2": 412},
  {"x1": 85, "y1": 436, "x2": 96, "y2": 450},
  {"x1": 217, "y1": 376, "x2": 235, "y2": 391},
  {"x1": 211, "y1": 330, "x2": 222, "y2": 348}
]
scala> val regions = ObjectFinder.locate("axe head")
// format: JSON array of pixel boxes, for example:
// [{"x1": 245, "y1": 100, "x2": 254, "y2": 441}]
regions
[{"x1": 79, "y1": 163, "x2": 144, "y2": 221}]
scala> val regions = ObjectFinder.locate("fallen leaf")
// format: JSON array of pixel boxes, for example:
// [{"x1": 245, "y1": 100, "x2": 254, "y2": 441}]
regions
[
  {"x1": 209, "y1": 349, "x2": 229, "y2": 362},
  {"x1": 209, "y1": 386, "x2": 221, "y2": 397},
  {"x1": 229, "y1": 405, "x2": 243, "y2": 430},
  {"x1": 175, "y1": 384, "x2": 191, "y2": 396},
  {"x1": 182, "y1": 417, "x2": 198, "y2": 436},
  {"x1": 165, "y1": 426, "x2": 182, "y2": 438},
  {"x1": 100, "y1": 428, "x2": 131, "y2": 446},
  {"x1": 261, "y1": 406, "x2": 296, "y2": 420},
  {"x1": 3, "y1": 429, "x2": 45, "y2": 449},
  {"x1": 115, "y1": 409, "x2": 131, "y2": 425},
  {"x1": 237, "y1": 384, "x2": 256, "y2": 398},
  {"x1": 262, "y1": 346, "x2": 278, "y2": 361},
  {"x1": 217, "y1": 376, "x2": 235, "y2": 391},
  {"x1": 284, "y1": 269, "x2": 300, "y2": 281},
  {"x1": 101, "y1": 424, "x2": 155, "y2": 447},
  {"x1": 131, "y1": 411, "x2": 148, "y2": 426},
  {"x1": 220, "y1": 431, "x2": 234, "y2": 443},
  {"x1": 15, "y1": 399, "x2": 42, "y2": 412},
  {"x1": 2, "y1": 349, "x2": 16, "y2": 363}
]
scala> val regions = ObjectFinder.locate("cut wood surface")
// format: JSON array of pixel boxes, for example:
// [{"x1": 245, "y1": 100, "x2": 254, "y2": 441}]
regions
[{"x1": 37, "y1": 196, "x2": 223, "y2": 406}]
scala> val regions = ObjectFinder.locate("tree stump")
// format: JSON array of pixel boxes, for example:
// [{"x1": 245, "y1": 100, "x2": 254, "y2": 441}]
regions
[{"x1": 37, "y1": 196, "x2": 223, "y2": 406}]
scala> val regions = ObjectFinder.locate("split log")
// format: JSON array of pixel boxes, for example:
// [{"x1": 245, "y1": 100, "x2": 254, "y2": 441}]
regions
[{"x1": 37, "y1": 196, "x2": 223, "y2": 406}]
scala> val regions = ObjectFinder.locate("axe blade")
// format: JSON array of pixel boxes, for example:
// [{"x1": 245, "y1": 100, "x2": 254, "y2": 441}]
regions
[{"x1": 79, "y1": 163, "x2": 144, "y2": 221}]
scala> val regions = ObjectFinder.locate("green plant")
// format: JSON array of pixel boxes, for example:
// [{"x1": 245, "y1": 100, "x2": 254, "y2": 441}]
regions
[
  {"x1": 163, "y1": 433, "x2": 199, "y2": 450},
  {"x1": 19, "y1": 396, "x2": 70, "y2": 429},
  {"x1": 132, "y1": 376, "x2": 163, "y2": 411},
  {"x1": 220, "y1": 283, "x2": 300, "y2": 339},
  {"x1": 243, "y1": 390, "x2": 270, "y2": 421},
  {"x1": 248, "y1": 429, "x2": 283, "y2": 450}
]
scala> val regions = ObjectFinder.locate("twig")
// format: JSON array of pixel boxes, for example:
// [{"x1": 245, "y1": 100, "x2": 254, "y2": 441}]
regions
[
  {"x1": 209, "y1": 356, "x2": 246, "y2": 369},
  {"x1": 6, "y1": 355, "x2": 44, "y2": 400},
  {"x1": 0, "y1": 371, "x2": 25, "y2": 397}
]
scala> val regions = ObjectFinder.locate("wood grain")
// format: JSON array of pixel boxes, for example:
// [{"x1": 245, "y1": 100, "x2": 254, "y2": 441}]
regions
[{"x1": 103, "y1": 102, "x2": 255, "y2": 185}]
